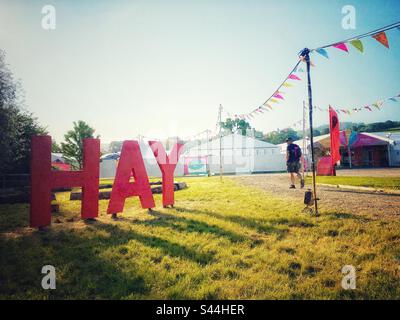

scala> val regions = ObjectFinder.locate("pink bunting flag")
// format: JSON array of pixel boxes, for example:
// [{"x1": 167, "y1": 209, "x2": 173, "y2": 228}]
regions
[
  {"x1": 333, "y1": 43, "x2": 349, "y2": 53},
  {"x1": 288, "y1": 74, "x2": 301, "y2": 81},
  {"x1": 273, "y1": 93, "x2": 284, "y2": 100}
]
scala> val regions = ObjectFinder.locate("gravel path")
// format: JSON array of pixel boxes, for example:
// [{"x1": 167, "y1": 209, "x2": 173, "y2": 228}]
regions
[{"x1": 230, "y1": 173, "x2": 400, "y2": 218}]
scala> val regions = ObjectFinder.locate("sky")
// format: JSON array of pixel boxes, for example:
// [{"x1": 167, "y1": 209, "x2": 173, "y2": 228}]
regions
[{"x1": 1, "y1": 0, "x2": 400, "y2": 143}]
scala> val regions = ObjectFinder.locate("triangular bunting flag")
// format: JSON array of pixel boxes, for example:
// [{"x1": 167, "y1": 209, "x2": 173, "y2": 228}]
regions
[
  {"x1": 282, "y1": 82, "x2": 293, "y2": 87},
  {"x1": 372, "y1": 31, "x2": 389, "y2": 48},
  {"x1": 270, "y1": 98, "x2": 279, "y2": 103},
  {"x1": 365, "y1": 106, "x2": 372, "y2": 111},
  {"x1": 316, "y1": 48, "x2": 329, "y2": 59},
  {"x1": 263, "y1": 103, "x2": 273, "y2": 110},
  {"x1": 372, "y1": 103, "x2": 381, "y2": 109},
  {"x1": 333, "y1": 43, "x2": 349, "y2": 52},
  {"x1": 297, "y1": 67, "x2": 305, "y2": 72},
  {"x1": 288, "y1": 74, "x2": 301, "y2": 81},
  {"x1": 350, "y1": 39, "x2": 364, "y2": 53},
  {"x1": 273, "y1": 93, "x2": 284, "y2": 100}
]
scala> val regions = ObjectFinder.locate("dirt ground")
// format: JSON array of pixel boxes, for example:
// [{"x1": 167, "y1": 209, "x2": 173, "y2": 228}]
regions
[{"x1": 230, "y1": 169, "x2": 400, "y2": 218}]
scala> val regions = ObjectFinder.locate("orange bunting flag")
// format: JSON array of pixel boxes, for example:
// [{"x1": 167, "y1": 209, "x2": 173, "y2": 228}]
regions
[{"x1": 372, "y1": 31, "x2": 389, "y2": 48}]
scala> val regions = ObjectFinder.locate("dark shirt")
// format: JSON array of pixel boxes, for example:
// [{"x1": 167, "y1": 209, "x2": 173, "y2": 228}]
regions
[{"x1": 287, "y1": 143, "x2": 302, "y2": 163}]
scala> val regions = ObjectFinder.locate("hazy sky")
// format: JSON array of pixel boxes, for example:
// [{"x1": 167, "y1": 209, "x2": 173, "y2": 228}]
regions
[{"x1": 1, "y1": 0, "x2": 400, "y2": 143}]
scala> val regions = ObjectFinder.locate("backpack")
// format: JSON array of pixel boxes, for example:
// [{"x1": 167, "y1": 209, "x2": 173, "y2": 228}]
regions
[{"x1": 288, "y1": 144, "x2": 302, "y2": 162}]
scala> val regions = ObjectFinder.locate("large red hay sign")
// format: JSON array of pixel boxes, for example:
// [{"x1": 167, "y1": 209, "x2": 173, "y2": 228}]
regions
[{"x1": 30, "y1": 136, "x2": 183, "y2": 228}]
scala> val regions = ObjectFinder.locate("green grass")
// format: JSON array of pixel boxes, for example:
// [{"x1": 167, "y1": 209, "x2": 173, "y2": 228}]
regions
[
  {"x1": 307, "y1": 176, "x2": 400, "y2": 190},
  {"x1": 1, "y1": 177, "x2": 399, "y2": 299}
]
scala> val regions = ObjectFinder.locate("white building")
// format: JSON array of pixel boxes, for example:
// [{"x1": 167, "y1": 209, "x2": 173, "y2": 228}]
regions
[{"x1": 184, "y1": 133, "x2": 286, "y2": 175}]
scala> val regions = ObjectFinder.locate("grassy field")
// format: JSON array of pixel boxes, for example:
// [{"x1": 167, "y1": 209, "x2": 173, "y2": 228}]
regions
[
  {"x1": 1, "y1": 177, "x2": 399, "y2": 299},
  {"x1": 307, "y1": 176, "x2": 400, "y2": 190}
]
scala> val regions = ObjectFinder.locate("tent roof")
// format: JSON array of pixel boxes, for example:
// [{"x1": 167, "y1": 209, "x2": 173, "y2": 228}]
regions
[
  {"x1": 290, "y1": 132, "x2": 391, "y2": 150},
  {"x1": 185, "y1": 133, "x2": 280, "y2": 153}
]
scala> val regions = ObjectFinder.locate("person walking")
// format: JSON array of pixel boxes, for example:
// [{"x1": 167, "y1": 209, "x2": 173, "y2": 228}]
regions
[{"x1": 286, "y1": 137, "x2": 305, "y2": 189}]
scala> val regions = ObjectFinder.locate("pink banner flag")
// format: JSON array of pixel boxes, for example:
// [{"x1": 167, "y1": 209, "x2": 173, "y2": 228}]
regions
[
  {"x1": 288, "y1": 74, "x2": 301, "y2": 81},
  {"x1": 333, "y1": 43, "x2": 349, "y2": 52},
  {"x1": 273, "y1": 93, "x2": 284, "y2": 100}
]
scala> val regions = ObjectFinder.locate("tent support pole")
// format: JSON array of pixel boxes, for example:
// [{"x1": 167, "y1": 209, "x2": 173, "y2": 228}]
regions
[
  {"x1": 301, "y1": 48, "x2": 319, "y2": 216},
  {"x1": 218, "y1": 104, "x2": 223, "y2": 180}
]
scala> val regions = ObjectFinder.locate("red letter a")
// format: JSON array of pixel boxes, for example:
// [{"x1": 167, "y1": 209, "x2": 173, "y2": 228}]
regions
[
  {"x1": 107, "y1": 141, "x2": 155, "y2": 215},
  {"x1": 148, "y1": 141, "x2": 184, "y2": 207},
  {"x1": 30, "y1": 136, "x2": 100, "y2": 228}
]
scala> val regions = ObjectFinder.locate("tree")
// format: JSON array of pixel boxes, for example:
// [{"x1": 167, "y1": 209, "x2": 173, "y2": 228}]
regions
[
  {"x1": 220, "y1": 118, "x2": 251, "y2": 135},
  {"x1": 61, "y1": 121, "x2": 99, "y2": 169},
  {"x1": 0, "y1": 50, "x2": 47, "y2": 174},
  {"x1": 52, "y1": 141, "x2": 62, "y2": 153},
  {"x1": 108, "y1": 141, "x2": 123, "y2": 153},
  {"x1": 263, "y1": 128, "x2": 300, "y2": 145}
]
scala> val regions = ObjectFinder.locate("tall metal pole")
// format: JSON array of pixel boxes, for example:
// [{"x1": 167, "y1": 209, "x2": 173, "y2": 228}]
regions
[
  {"x1": 302, "y1": 100, "x2": 306, "y2": 179},
  {"x1": 347, "y1": 129, "x2": 352, "y2": 169},
  {"x1": 218, "y1": 104, "x2": 223, "y2": 180},
  {"x1": 301, "y1": 48, "x2": 318, "y2": 215}
]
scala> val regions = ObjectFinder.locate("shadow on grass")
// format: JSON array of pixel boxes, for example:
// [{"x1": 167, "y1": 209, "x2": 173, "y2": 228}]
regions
[
  {"x1": 132, "y1": 210, "x2": 246, "y2": 243},
  {"x1": 173, "y1": 206, "x2": 295, "y2": 239},
  {"x1": 324, "y1": 212, "x2": 372, "y2": 222},
  {"x1": 0, "y1": 219, "x2": 215, "y2": 299},
  {"x1": 92, "y1": 221, "x2": 215, "y2": 265},
  {"x1": 0, "y1": 226, "x2": 149, "y2": 299}
]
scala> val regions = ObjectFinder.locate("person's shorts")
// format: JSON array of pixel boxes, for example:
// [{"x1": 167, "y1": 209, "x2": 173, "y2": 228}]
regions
[{"x1": 287, "y1": 161, "x2": 301, "y2": 173}]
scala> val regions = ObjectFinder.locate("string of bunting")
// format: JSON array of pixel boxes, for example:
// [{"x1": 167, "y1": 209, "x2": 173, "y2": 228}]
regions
[
  {"x1": 278, "y1": 93, "x2": 400, "y2": 132},
  {"x1": 315, "y1": 93, "x2": 400, "y2": 115},
  {"x1": 312, "y1": 21, "x2": 400, "y2": 58},
  {"x1": 230, "y1": 21, "x2": 400, "y2": 121},
  {"x1": 231, "y1": 58, "x2": 309, "y2": 120}
]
